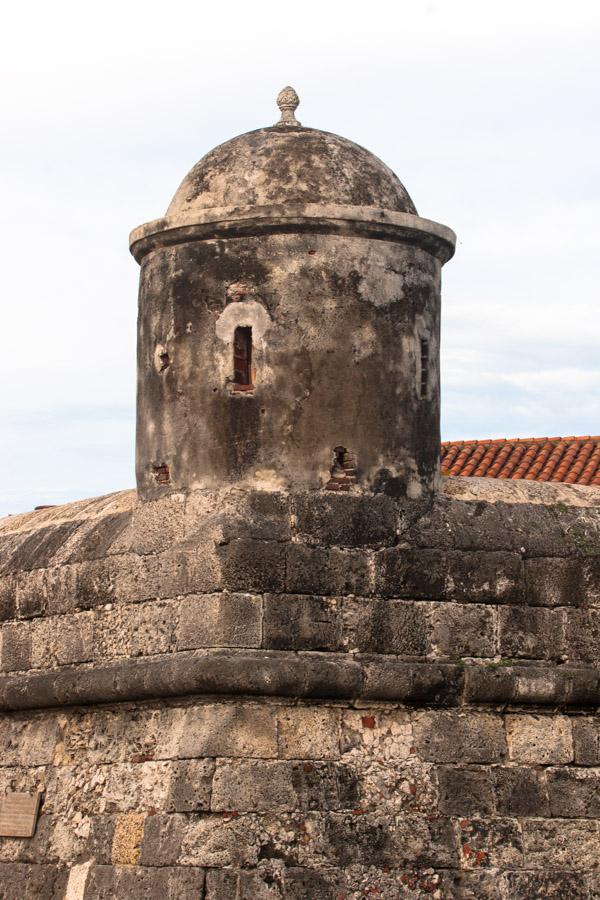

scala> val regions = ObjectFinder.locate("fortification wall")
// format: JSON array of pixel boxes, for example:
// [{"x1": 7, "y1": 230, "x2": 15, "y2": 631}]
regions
[{"x1": 0, "y1": 480, "x2": 599, "y2": 898}]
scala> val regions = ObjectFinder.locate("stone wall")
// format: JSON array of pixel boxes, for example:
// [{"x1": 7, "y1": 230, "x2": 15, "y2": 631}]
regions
[{"x1": 0, "y1": 480, "x2": 600, "y2": 897}]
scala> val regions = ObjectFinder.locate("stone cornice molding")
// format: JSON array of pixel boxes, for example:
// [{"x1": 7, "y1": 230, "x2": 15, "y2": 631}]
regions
[
  {"x1": 2, "y1": 651, "x2": 599, "y2": 712},
  {"x1": 129, "y1": 204, "x2": 456, "y2": 264}
]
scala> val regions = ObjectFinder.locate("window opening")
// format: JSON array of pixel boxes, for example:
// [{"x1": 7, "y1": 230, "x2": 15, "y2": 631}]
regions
[{"x1": 233, "y1": 326, "x2": 253, "y2": 391}]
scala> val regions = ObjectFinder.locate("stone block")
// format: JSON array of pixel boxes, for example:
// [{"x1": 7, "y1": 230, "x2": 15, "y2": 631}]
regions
[
  {"x1": 131, "y1": 495, "x2": 186, "y2": 556},
  {"x1": 206, "y1": 869, "x2": 283, "y2": 899},
  {"x1": 140, "y1": 814, "x2": 185, "y2": 866},
  {"x1": 218, "y1": 539, "x2": 286, "y2": 592},
  {"x1": 211, "y1": 760, "x2": 297, "y2": 812},
  {"x1": 127, "y1": 601, "x2": 176, "y2": 657},
  {"x1": 546, "y1": 767, "x2": 600, "y2": 817},
  {"x1": 292, "y1": 491, "x2": 397, "y2": 548},
  {"x1": 65, "y1": 511, "x2": 132, "y2": 563},
  {"x1": 277, "y1": 706, "x2": 341, "y2": 759},
  {"x1": 504, "y1": 871, "x2": 589, "y2": 900},
  {"x1": 180, "y1": 814, "x2": 260, "y2": 867},
  {"x1": 526, "y1": 557, "x2": 583, "y2": 607},
  {"x1": 374, "y1": 548, "x2": 446, "y2": 599},
  {"x1": 241, "y1": 490, "x2": 292, "y2": 542},
  {"x1": 456, "y1": 816, "x2": 523, "y2": 869},
  {"x1": 436, "y1": 766, "x2": 494, "y2": 814},
  {"x1": 573, "y1": 718, "x2": 600, "y2": 765},
  {"x1": 0, "y1": 863, "x2": 69, "y2": 900},
  {"x1": 166, "y1": 759, "x2": 215, "y2": 812},
  {"x1": 0, "y1": 575, "x2": 17, "y2": 621},
  {"x1": 16, "y1": 566, "x2": 79, "y2": 619},
  {"x1": 74, "y1": 554, "x2": 159, "y2": 610},
  {"x1": 409, "y1": 496, "x2": 515, "y2": 552},
  {"x1": 498, "y1": 605, "x2": 564, "y2": 659},
  {"x1": 55, "y1": 612, "x2": 94, "y2": 665},
  {"x1": 158, "y1": 546, "x2": 222, "y2": 597},
  {"x1": 506, "y1": 714, "x2": 573, "y2": 764},
  {"x1": 564, "y1": 609, "x2": 600, "y2": 664},
  {"x1": 0, "y1": 715, "x2": 61, "y2": 767},
  {"x1": 263, "y1": 594, "x2": 342, "y2": 651},
  {"x1": 175, "y1": 592, "x2": 262, "y2": 649},
  {"x1": 431, "y1": 603, "x2": 496, "y2": 658},
  {"x1": 393, "y1": 814, "x2": 457, "y2": 868},
  {"x1": 111, "y1": 812, "x2": 145, "y2": 865},
  {"x1": 30, "y1": 617, "x2": 57, "y2": 669},
  {"x1": 0, "y1": 622, "x2": 31, "y2": 671},
  {"x1": 176, "y1": 703, "x2": 277, "y2": 759},
  {"x1": 322, "y1": 812, "x2": 400, "y2": 868},
  {"x1": 86, "y1": 864, "x2": 205, "y2": 900},
  {"x1": 413, "y1": 712, "x2": 507, "y2": 763},
  {"x1": 344, "y1": 598, "x2": 430, "y2": 655},
  {"x1": 522, "y1": 818, "x2": 599, "y2": 869},
  {"x1": 285, "y1": 544, "x2": 372, "y2": 596},
  {"x1": 492, "y1": 766, "x2": 549, "y2": 816},
  {"x1": 375, "y1": 548, "x2": 523, "y2": 603},
  {"x1": 283, "y1": 868, "x2": 340, "y2": 900}
]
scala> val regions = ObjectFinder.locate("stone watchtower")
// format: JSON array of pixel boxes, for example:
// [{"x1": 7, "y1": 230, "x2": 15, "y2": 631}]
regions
[
  {"x1": 2, "y1": 88, "x2": 600, "y2": 900},
  {"x1": 130, "y1": 88, "x2": 455, "y2": 500}
]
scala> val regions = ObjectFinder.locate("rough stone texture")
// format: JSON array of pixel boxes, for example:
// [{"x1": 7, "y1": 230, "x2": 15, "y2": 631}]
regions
[
  {"x1": 166, "y1": 126, "x2": 418, "y2": 216},
  {"x1": 1, "y1": 480, "x2": 600, "y2": 896}
]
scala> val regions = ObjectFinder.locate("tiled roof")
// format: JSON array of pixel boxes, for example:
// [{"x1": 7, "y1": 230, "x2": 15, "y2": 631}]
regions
[{"x1": 441, "y1": 436, "x2": 600, "y2": 486}]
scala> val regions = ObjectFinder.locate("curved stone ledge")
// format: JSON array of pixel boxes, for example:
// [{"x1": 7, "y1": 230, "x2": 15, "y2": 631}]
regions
[
  {"x1": 1, "y1": 650, "x2": 599, "y2": 712},
  {"x1": 129, "y1": 203, "x2": 456, "y2": 264}
]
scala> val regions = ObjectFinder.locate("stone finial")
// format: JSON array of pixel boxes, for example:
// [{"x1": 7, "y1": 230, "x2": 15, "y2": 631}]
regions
[{"x1": 276, "y1": 86, "x2": 301, "y2": 126}]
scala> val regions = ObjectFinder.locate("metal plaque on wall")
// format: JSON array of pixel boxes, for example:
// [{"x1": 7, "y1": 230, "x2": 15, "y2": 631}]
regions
[{"x1": 0, "y1": 792, "x2": 42, "y2": 838}]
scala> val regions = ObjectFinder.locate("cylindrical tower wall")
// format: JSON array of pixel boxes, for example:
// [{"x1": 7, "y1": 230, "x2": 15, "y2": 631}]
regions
[{"x1": 135, "y1": 227, "x2": 444, "y2": 500}]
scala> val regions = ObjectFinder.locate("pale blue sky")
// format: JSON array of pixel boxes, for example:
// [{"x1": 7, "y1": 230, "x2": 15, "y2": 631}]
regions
[{"x1": 1, "y1": 0, "x2": 599, "y2": 515}]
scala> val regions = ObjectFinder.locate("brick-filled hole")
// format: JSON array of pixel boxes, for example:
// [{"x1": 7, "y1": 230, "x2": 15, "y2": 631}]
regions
[
  {"x1": 420, "y1": 337, "x2": 429, "y2": 399},
  {"x1": 325, "y1": 446, "x2": 358, "y2": 491},
  {"x1": 152, "y1": 463, "x2": 170, "y2": 484},
  {"x1": 232, "y1": 326, "x2": 253, "y2": 391}
]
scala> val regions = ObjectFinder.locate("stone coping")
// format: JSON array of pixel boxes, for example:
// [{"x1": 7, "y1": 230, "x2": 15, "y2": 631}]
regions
[
  {"x1": 1, "y1": 650, "x2": 599, "y2": 712},
  {"x1": 128, "y1": 203, "x2": 456, "y2": 264}
]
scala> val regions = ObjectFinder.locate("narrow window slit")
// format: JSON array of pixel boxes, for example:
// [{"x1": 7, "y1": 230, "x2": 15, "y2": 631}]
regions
[
  {"x1": 420, "y1": 337, "x2": 429, "y2": 398},
  {"x1": 233, "y1": 326, "x2": 253, "y2": 391}
]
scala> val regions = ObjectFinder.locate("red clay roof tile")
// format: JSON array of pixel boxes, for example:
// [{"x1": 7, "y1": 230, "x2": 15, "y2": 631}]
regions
[{"x1": 441, "y1": 436, "x2": 600, "y2": 486}]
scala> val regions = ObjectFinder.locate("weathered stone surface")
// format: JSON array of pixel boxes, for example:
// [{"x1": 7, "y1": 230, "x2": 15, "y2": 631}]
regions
[
  {"x1": 497, "y1": 604, "x2": 565, "y2": 659},
  {"x1": 286, "y1": 544, "x2": 372, "y2": 596},
  {"x1": 176, "y1": 592, "x2": 262, "y2": 650},
  {"x1": 573, "y1": 718, "x2": 600, "y2": 765},
  {"x1": 345, "y1": 598, "x2": 430, "y2": 655},
  {"x1": 492, "y1": 766, "x2": 550, "y2": 816},
  {"x1": 292, "y1": 492, "x2": 398, "y2": 548},
  {"x1": 413, "y1": 712, "x2": 507, "y2": 763},
  {"x1": 506, "y1": 714, "x2": 573, "y2": 764},
  {"x1": 1, "y1": 476, "x2": 600, "y2": 891},
  {"x1": 436, "y1": 765, "x2": 495, "y2": 815},
  {"x1": 218, "y1": 539, "x2": 286, "y2": 593},
  {"x1": 263, "y1": 594, "x2": 342, "y2": 651},
  {"x1": 522, "y1": 818, "x2": 599, "y2": 869},
  {"x1": 374, "y1": 548, "x2": 524, "y2": 602},
  {"x1": 431, "y1": 602, "x2": 496, "y2": 658}
]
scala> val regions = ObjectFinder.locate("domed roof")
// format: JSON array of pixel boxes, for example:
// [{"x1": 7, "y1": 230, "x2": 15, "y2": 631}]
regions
[{"x1": 166, "y1": 88, "x2": 417, "y2": 217}]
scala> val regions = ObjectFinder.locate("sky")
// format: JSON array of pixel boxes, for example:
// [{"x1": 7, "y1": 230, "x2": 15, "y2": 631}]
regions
[{"x1": 1, "y1": 0, "x2": 599, "y2": 515}]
